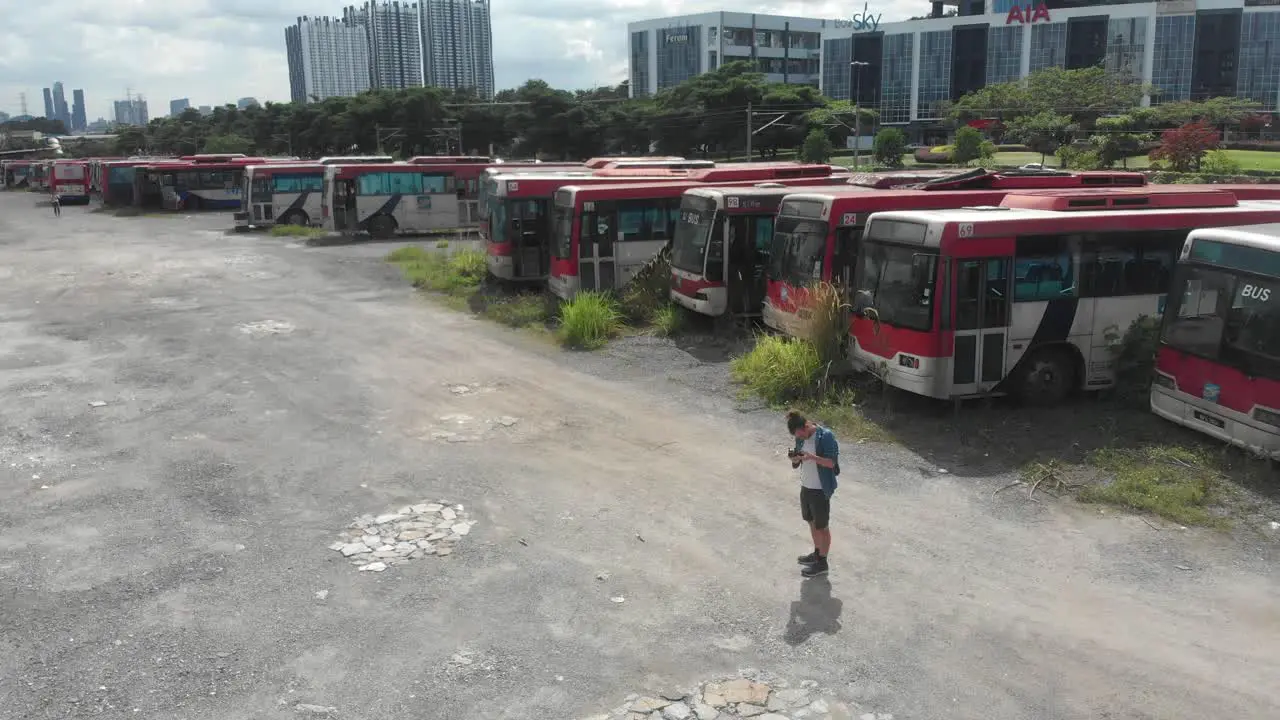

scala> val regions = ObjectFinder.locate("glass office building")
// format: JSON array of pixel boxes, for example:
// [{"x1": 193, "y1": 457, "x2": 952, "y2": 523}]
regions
[{"x1": 821, "y1": 0, "x2": 1280, "y2": 136}]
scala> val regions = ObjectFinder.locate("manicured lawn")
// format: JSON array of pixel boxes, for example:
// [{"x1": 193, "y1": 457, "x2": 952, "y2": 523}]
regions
[{"x1": 1218, "y1": 149, "x2": 1280, "y2": 171}]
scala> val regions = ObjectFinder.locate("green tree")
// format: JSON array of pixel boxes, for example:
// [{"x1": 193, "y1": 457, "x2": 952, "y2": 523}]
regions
[
  {"x1": 951, "y1": 66, "x2": 1153, "y2": 128},
  {"x1": 1006, "y1": 111, "x2": 1075, "y2": 165},
  {"x1": 112, "y1": 126, "x2": 148, "y2": 155},
  {"x1": 1153, "y1": 97, "x2": 1261, "y2": 126},
  {"x1": 872, "y1": 128, "x2": 908, "y2": 168},
  {"x1": 800, "y1": 128, "x2": 833, "y2": 164},
  {"x1": 1201, "y1": 149, "x2": 1242, "y2": 175},
  {"x1": 202, "y1": 133, "x2": 254, "y2": 154},
  {"x1": 952, "y1": 126, "x2": 985, "y2": 166}
]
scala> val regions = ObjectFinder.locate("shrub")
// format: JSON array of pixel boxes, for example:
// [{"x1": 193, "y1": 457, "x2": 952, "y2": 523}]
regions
[
  {"x1": 805, "y1": 282, "x2": 849, "y2": 375},
  {"x1": 1056, "y1": 146, "x2": 1102, "y2": 170},
  {"x1": 801, "y1": 129, "x2": 834, "y2": 164},
  {"x1": 619, "y1": 250, "x2": 671, "y2": 324},
  {"x1": 1105, "y1": 315, "x2": 1162, "y2": 404},
  {"x1": 873, "y1": 128, "x2": 908, "y2": 168},
  {"x1": 1201, "y1": 149, "x2": 1243, "y2": 175},
  {"x1": 913, "y1": 147, "x2": 953, "y2": 164},
  {"x1": 558, "y1": 291, "x2": 623, "y2": 349},
  {"x1": 730, "y1": 335, "x2": 822, "y2": 404},
  {"x1": 952, "y1": 126, "x2": 985, "y2": 165},
  {"x1": 1150, "y1": 121, "x2": 1219, "y2": 172}
]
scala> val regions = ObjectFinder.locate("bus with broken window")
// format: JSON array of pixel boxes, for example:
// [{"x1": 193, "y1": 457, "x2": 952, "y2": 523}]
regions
[
  {"x1": 763, "y1": 170, "x2": 1149, "y2": 339},
  {"x1": 548, "y1": 170, "x2": 844, "y2": 300},
  {"x1": 1151, "y1": 223, "x2": 1280, "y2": 459},
  {"x1": 846, "y1": 187, "x2": 1280, "y2": 405}
]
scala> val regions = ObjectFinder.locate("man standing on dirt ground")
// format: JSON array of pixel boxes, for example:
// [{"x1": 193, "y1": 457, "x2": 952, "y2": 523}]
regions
[
  {"x1": 51, "y1": 195, "x2": 61, "y2": 218},
  {"x1": 788, "y1": 410, "x2": 839, "y2": 578}
]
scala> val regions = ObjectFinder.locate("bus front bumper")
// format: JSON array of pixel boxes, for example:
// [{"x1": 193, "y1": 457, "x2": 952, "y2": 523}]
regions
[
  {"x1": 670, "y1": 286, "x2": 726, "y2": 316},
  {"x1": 1150, "y1": 385, "x2": 1280, "y2": 461}
]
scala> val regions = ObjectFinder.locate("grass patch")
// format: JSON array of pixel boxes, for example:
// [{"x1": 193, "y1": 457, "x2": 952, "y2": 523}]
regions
[
  {"x1": 650, "y1": 303, "x2": 684, "y2": 337},
  {"x1": 793, "y1": 389, "x2": 895, "y2": 445},
  {"x1": 386, "y1": 246, "x2": 486, "y2": 295},
  {"x1": 730, "y1": 334, "x2": 822, "y2": 404},
  {"x1": 268, "y1": 224, "x2": 327, "y2": 239},
  {"x1": 482, "y1": 294, "x2": 549, "y2": 328},
  {"x1": 1078, "y1": 445, "x2": 1223, "y2": 526},
  {"x1": 558, "y1": 291, "x2": 623, "y2": 349},
  {"x1": 435, "y1": 239, "x2": 450, "y2": 248}
]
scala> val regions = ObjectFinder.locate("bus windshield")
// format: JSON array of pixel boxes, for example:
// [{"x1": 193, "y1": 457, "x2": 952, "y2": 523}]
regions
[
  {"x1": 1162, "y1": 265, "x2": 1280, "y2": 376},
  {"x1": 768, "y1": 216, "x2": 828, "y2": 287},
  {"x1": 671, "y1": 201, "x2": 717, "y2": 273},
  {"x1": 552, "y1": 204, "x2": 574, "y2": 259},
  {"x1": 853, "y1": 242, "x2": 938, "y2": 332}
]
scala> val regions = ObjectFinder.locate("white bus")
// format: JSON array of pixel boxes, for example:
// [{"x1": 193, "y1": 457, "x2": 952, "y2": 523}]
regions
[{"x1": 320, "y1": 162, "x2": 463, "y2": 238}]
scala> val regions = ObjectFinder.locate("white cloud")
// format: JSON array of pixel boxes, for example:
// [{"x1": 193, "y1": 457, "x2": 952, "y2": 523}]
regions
[{"x1": 0, "y1": 0, "x2": 930, "y2": 118}]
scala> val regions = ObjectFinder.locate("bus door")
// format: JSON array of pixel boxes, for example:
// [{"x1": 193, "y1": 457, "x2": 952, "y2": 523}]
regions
[
  {"x1": 725, "y1": 215, "x2": 773, "y2": 316},
  {"x1": 512, "y1": 199, "x2": 548, "y2": 279},
  {"x1": 333, "y1": 178, "x2": 358, "y2": 231},
  {"x1": 953, "y1": 256, "x2": 1012, "y2": 396},
  {"x1": 579, "y1": 201, "x2": 616, "y2": 292}
]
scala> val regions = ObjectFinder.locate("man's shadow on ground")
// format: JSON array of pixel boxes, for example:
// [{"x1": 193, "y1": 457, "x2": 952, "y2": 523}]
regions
[{"x1": 783, "y1": 575, "x2": 843, "y2": 645}]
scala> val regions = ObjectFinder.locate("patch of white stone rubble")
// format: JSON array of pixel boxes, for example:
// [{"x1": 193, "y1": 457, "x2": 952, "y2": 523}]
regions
[
  {"x1": 582, "y1": 670, "x2": 894, "y2": 720},
  {"x1": 329, "y1": 501, "x2": 474, "y2": 572}
]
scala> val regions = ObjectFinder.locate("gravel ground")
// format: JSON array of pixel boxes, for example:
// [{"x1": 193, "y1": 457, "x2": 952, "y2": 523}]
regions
[{"x1": 1, "y1": 194, "x2": 1278, "y2": 720}]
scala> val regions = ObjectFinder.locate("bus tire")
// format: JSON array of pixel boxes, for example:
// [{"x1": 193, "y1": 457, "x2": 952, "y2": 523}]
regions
[
  {"x1": 280, "y1": 209, "x2": 308, "y2": 227},
  {"x1": 368, "y1": 214, "x2": 397, "y2": 240},
  {"x1": 1014, "y1": 347, "x2": 1076, "y2": 406},
  {"x1": 186, "y1": 195, "x2": 201, "y2": 211}
]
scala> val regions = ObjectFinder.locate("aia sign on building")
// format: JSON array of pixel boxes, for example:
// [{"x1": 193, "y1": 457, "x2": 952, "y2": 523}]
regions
[{"x1": 1006, "y1": 3, "x2": 1051, "y2": 25}]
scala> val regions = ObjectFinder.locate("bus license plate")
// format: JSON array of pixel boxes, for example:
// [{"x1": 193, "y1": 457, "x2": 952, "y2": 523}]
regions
[{"x1": 1193, "y1": 410, "x2": 1225, "y2": 429}]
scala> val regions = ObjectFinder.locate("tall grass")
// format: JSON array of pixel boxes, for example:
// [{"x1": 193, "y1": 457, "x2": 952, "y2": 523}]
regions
[
  {"x1": 558, "y1": 291, "x2": 623, "y2": 349},
  {"x1": 805, "y1": 282, "x2": 850, "y2": 374},
  {"x1": 386, "y1": 246, "x2": 486, "y2": 294},
  {"x1": 268, "y1": 224, "x2": 326, "y2": 239},
  {"x1": 730, "y1": 335, "x2": 821, "y2": 404},
  {"x1": 650, "y1": 303, "x2": 684, "y2": 337}
]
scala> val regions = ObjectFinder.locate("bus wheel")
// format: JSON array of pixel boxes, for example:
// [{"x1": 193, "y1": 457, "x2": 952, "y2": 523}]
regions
[
  {"x1": 1015, "y1": 348, "x2": 1075, "y2": 406},
  {"x1": 186, "y1": 195, "x2": 201, "y2": 211},
  {"x1": 368, "y1": 214, "x2": 397, "y2": 240},
  {"x1": 280, "y1": 210, "x2": 308, "y2": 226}
]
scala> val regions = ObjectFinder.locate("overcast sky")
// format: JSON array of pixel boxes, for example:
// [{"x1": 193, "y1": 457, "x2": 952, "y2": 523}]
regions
[{"x1": 0, "y1": 1, "x2": 927, "y2": 120}]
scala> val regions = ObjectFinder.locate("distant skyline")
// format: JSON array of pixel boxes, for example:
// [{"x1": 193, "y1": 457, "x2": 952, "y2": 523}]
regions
[{"x1": 0, "y1": 0, "x2": 927, "y2": 117}]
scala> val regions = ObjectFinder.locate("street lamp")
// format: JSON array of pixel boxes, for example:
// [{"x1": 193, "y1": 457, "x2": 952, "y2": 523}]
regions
[{"x1": 850, "y1": 61, "x2": 870, "y2": 168}]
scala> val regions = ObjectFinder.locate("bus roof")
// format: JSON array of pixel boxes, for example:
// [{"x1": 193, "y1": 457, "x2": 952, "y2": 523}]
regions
[
  {"x1": 559, "y1": 176, "x2": 843, "y2": 202},
  {"x1": 865, "y1": 189, "x2": 1280, "y2": 241},
  {"x1": 407, "y1": 156, "x2": 492, "y2": 164},
  {"x1": 584, "y1": 156, "x2": 684, "y2": 169},
  {"x1": 245, "y1": 163, "x2": 323, "y2": 174},
  {"x1": 1186, "y1": 223, "x2": 1280, "y2": 254}
]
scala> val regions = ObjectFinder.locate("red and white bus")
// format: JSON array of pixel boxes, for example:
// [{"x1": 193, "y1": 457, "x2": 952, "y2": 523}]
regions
[
  {"x1": 763, "y1": 170, "x2": 1148, "y2": 339},
  {"x1": 143, "y1": 156, "x2": 273, "y2": 210},
  {"x1": 1, "y1": 160, "x2": 33, "y2": 189},
  {"x1": 1151, "y1": 224, "x2": 1280, "y2": 459},
  {"x1": 846, "y1": 187, "x2": 1280, "y2": 404},
  {"x1": 234, "y1": 156, "x2": 393, "y2": 230},
  {"x1": 49, "y1": 160, "x2": 90, "y2": 204},
  {"x1": 548, "y1": 167, "x2": 843, "y2": 300},
  {"x1": 29, "y1": 160, "x2": 51, "y2": 192},
  {"x1": 321, "y1": 161, "x2": 480, "y2": 237}
]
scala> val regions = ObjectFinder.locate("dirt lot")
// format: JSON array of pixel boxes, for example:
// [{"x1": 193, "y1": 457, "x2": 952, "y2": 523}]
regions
[{"x1": 1, "y1": 194, "x2": 1277, "y2": 720}]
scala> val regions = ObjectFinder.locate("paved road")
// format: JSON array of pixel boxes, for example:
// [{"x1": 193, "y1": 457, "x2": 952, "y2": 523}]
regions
[{"x1": 1, "y1": 194, "x2": 1277, "y2": 720}]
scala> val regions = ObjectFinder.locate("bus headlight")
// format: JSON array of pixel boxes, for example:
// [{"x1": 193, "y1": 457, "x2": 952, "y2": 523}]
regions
[
  {"x1": 1152, "y1": 372, "x2": 1176, "y2": 391},
  {"x1": 1252, "y1": 407, "x2": 1280, "y2": 428}
]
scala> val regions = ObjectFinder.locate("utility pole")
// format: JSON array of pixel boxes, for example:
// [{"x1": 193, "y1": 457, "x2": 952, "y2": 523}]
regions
[
  {"x1": 850, "y1": 61, "x2": 870, "y2": 169},
  {"x1": 746, "y1": 102, "x2": 753, "y2": 161}
]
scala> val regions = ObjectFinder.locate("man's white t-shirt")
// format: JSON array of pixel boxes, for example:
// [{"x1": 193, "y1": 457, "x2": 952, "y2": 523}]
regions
[{"x1": 799, "y1": 435, "x2": 824, "y2": 490}]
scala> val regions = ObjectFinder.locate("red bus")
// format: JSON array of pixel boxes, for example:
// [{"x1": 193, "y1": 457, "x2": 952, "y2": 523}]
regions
[
  {"x1": 138, "y1": 156, "x2": 280, "y2": 210},
  {"x1": 846, "y1": 187, "x2": 1280, "y2": 405},
  {"x1": 763, "y1": 170, "x2": 1148, "y2": 339},
  {"x1": 1, "y1": 159, "x2": 34, "y2": 189},
  {"x1": 49, "y1": 160, "x2": 90, "y2": 204},
  {"x1": 1152, "y1": 223, "x2": 1280, "y2": 459},
  {"x1": 667, "y1": 169, "x2": 1012, "y2": 318},
  {"x1": 548, "y1": 167, "x2": 843, "y2": 300}
]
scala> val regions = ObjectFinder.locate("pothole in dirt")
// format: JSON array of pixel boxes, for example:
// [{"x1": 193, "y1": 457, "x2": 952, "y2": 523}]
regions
[
  {"x1": 589, "y1": 670, "x2": 883, "y2": 720},
  {"x1": 330, "y1": 501, "x2": 474, "y2": 572},
  {"x1": 428, "y1": 414, "x2": 520, "y2": 443},
  {"x1": 237, "y1": 320, "x2": 295, "y2": 337}
]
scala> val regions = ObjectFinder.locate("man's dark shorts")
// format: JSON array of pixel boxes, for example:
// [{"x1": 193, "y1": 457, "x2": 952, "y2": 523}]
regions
[{"x1": 799, "y1": 487, "x2": 830, "y2": 529}]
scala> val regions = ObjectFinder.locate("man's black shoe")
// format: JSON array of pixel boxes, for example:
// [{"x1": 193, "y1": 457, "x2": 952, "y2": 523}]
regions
[
  {"x1": 797, "y1": 550, "x2": 821, "y2": 564},
  {"x1": 801, "y1": 558, "x2": 829, "y2": 578}
]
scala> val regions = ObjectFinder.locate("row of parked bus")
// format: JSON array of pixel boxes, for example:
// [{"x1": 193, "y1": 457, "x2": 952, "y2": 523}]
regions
[
  {"x1": 472, "y1": 162, "x2": 1280, "y2": 461},
  {"x1": 0, "y1": 158, "x2": 91, "y2": 203}
]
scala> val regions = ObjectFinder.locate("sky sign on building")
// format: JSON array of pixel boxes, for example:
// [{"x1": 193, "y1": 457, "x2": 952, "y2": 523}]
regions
[{"x1": 833, "y1": 2, "x2": 882, "y2": 32}]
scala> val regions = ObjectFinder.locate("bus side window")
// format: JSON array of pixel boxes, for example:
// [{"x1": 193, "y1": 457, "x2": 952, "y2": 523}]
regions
[
  {"x1": 1014, "y1": 234, "x2": 1076, "y2": 301},
  {"x1": 1083, "y1": 230, "x2": 1180, "y2": 297}
]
